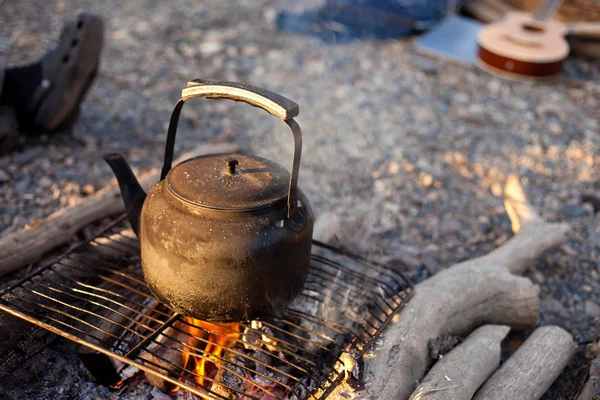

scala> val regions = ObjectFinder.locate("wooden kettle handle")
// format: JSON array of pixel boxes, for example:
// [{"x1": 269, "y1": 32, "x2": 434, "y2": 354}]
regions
[
  {"x1": 184, "y1": 79, "x2": 299, "y2": 120},
  {"x1": 161, "y1": 80, "x2": 303, "y2": 219}
]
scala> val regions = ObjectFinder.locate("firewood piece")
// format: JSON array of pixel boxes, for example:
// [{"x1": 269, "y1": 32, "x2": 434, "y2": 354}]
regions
[
  {"x1": 0, "y1": 252, "x2": 123, "y2": 380},
  {"x1": 139, "y1": 321, "x2": 202, "y2": 393},
  {"x1": 410, "y1": 325, "x2": 510, "y2": 400},
  {"x1": 0, "y1": 313, "x2": 56, "y2": 379},
  {"x1": 473, "y1": 325, "x2": 576, "y2": 400},
  {"x1": 210, "y1": 351, "x2": 238, "y2": 399},
  {"x1": 0, "y1": 142, "x2": 240, "y2": 277},
  {"x1": 363, "y1": 176, "x2": 569, "y2": 400},
  {"x1": 78, "y1": 295, "x2": 160, "y2": 386},
  {"x1": 1, "y1": 229, "x2": 148, "y2": 381}
]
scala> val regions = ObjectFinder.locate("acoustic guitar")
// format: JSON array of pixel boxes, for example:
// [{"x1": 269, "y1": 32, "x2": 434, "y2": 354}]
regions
[{"x1": 476, "y1": 0, "x2": 569, "y2": 81}]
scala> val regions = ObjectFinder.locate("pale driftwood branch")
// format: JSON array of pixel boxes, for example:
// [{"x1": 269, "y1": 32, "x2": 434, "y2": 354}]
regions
[
  {"x1": 409, "y1": 325, "x2": 510, "y2": 400},
  {"x1": 0, "y1": 142, "x2": 239, "y2": 276},
  {"x1": 474, "y1": 325, "x2": 576, "y2": 400},
  {"x1": 363, "y1": 176, "x2": 569, "y2": 400}
]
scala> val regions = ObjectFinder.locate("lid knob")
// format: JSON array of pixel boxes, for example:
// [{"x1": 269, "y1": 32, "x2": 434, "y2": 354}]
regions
[{"x1": 225, "y1": 159, "x2": 239, "y2": 175}]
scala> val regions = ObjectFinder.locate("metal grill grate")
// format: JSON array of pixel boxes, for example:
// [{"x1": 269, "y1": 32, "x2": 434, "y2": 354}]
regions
[{"x1": 0, "y1": 215, "x2": 413, "y2": 399}]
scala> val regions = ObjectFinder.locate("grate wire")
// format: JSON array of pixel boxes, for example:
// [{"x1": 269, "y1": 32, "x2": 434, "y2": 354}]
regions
[{"x1": 0, "y1": 215, "x2": 413, "y2": 399}]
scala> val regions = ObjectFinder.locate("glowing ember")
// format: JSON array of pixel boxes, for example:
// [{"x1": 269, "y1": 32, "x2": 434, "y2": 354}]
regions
[{"x1": 176, "y1": 317, "x2": 240, "y2": 390}]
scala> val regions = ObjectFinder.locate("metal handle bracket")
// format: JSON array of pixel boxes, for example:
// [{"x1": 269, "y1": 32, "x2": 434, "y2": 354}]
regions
[{"x1": 161, "y1": 79, "x2": 302, "y2": 218}]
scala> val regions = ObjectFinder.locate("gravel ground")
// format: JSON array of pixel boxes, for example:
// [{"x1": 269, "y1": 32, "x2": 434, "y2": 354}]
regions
[{"x1": 0, "y1": 0, "x2": 599, "y2": 399}]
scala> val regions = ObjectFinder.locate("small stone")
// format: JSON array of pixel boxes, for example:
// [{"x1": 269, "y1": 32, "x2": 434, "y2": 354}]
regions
[
  {"x1": 478, "y1": 215, "x2": 491, "y2": 233},
  {"x1": 225, "y1": 46, "x2": 238, "y2": 58},
  {"x1": 0, "y1": 168, "x2": 9, "y2": 182},
  {"x1": 241, "y1": 45, "x2": 258, "y2": 57},
  {"x1": 82, "y1": 184, "x2": 95, "y2": 195},
  {"x1": 486, "y1": 79, "x2": 502, "y2": 93},
  {"x1": 440, "y1": 218, "x2": 461, "y2": 235},
  {"x1": 373, "y1": 179, "x2": 386, "y2": 194},
  {"x1": 468, "y1": 104, "x2": 484, "y2": 115},
  {"x1": 38, "y1": 176, "x2": 52, "y2": 189},
  {"x1": 263, "y1": 8, "x2": 277, "y2": 26},
  {"x1": 422, "y1": 252, "x2": 441, "y2": 275},
  {"x1": 585, "y1": 300, "x2": 600, "y2": 317},
  {"x1": 548, "y1": 122, "x2": 562, "y2": 136},
  {"x1": 566, "y1": 146, "x2": 585, "y2": 160},
  {"x1": 454, "y1": 93, "x2": 468, "y2": 103},
  {"x1": 491, "y1": 182, "x2": 503, "y2": 197},
  {"x1": 420, "y1": 173, "x2": 433, "y2": 187},
  {"x1": 199, "y1": 41, "x2": 223, "y2": 57},
  {"x1": 387, "y1": 161, "x2": 400, "y2": 175}
]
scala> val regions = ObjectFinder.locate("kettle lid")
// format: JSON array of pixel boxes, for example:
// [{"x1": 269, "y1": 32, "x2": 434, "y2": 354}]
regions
[{"x1": 166, "y1": 153, "x2": 290, "y2": 211}]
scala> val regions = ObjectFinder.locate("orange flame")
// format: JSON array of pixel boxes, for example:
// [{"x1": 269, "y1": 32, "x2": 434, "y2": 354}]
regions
[{"x1": 179, "y1": 318, "x2": 240, "y2": 389}]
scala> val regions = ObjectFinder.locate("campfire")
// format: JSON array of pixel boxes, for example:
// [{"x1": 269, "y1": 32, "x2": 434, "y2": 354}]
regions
[
  {"x1": 178, "y1": 318, "x2": 241, "y2": 390},
  {"x1": 0, "y1": 216, "x2": 413, "y2": 399}
]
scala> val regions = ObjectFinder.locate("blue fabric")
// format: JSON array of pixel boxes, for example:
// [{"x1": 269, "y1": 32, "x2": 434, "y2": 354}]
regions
[
  {"x1": 277, "y1": 0, "x2": 464, "y2": 42},
  {"x1": 325, "y1": 0, "x2": 460, "y2": 28}
]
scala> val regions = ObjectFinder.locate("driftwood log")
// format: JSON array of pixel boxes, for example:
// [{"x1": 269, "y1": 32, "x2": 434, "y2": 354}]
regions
[
  {"x1": 0, "y1": 142, "x2": 239, "y2": 277},
  {"x1": 474, "y1": 325, "x2": 576, "y2": 400},
  {"x1": 409, "y1": 325, "x2": 510, "y2": 400},
  {"x1": 364, "y1": 176, "x2": 570, "y2": 399}
]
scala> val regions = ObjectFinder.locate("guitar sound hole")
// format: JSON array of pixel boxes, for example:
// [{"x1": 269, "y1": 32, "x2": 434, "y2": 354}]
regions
[{"x1": 522, "y1": 23, "x2": 545, "y2": 32}]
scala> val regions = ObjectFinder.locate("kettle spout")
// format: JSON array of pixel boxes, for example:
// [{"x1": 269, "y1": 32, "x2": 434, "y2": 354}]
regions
[{"x1": 103, "y1": 153, "x2": 146, "y2": 237}]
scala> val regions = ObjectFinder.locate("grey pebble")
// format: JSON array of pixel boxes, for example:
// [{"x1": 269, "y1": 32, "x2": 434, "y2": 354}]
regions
[{"x1": 0, "y1": 168, "x2": 10, "y2": 183}]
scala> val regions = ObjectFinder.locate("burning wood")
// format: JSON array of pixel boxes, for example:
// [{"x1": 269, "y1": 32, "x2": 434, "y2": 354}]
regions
[
  {"x1": 178, "y1": 318, "x2": 241, "y2": 388},
  {"x1": 137, "y1": 314, "x2": 361, "y2": 400},
  {"x1": 174, "y1": 318, "x2": 299, "y2": 399}
]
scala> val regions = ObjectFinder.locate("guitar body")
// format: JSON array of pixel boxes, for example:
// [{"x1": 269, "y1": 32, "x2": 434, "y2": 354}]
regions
[{"x1": 477, "y1": 12, "x2": 570, "y2": 81}]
